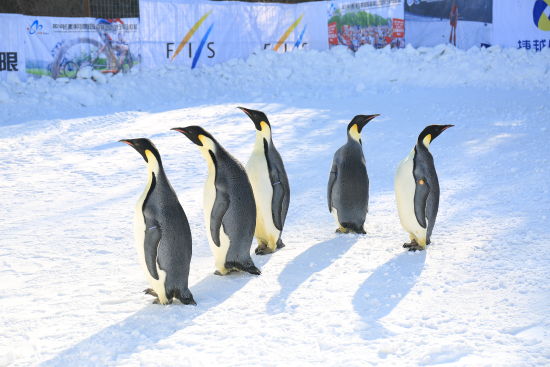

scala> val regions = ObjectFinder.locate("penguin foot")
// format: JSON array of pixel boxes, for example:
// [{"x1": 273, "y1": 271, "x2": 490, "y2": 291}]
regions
[
  {"x1": 144, "y1": 288, "x2": 158, "y2": 298},
  {"x1": 179, "y1": 297, "x2": 197, "y2": 306},
  {"x1": 152, "y1": 298, "x2": 173, "y2": 305},
  {"x1": 403, "y1": 242, "x2": 425, "y2": 252},
  {"x1": 276, "y1": 239, "x2": 286, "y2": 249},
  {"x1": 244, "y1": 265, "x2": 262, "y2": 276},
  {"x1": 336, "y1": 227, "x2": 366, "y2": 234},
  {"x1": 214, "y1": 270, "x2": 226, "y2": 276},
  {"x1": 255, "y1": 243, "x2": 275, "y2": 255},
  {"x1": 172, "y1": 289, "x2": 197, "y2": 306},
  {"x1": 225, "y1": 261, "x2": 262, "y2": 276}
]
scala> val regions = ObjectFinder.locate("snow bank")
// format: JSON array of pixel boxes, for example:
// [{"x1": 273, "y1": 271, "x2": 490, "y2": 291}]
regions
[{"x1": 1, "y1": 45, "x2": 549, "y2": 126}]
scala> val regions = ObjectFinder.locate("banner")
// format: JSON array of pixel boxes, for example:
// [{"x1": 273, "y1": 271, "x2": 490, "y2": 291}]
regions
[
  {"x1": 493, "y1": 0, "x2": 550, "y2": 51},
  {"x1": 139, "y1": 0, "x2": 328, "y2": 69},
  {"x1": 328, "y1": 0, "x2": 405, "y2": 51},
  {"x1": 24, "y1": 16, "x2": 140, "y2": 79},
  {"x1": 405, "y1": 0, "x2": 493, "y2": 49},
  {"x1": 0, "y1": 14, "x2": 26, "y2": 82}
]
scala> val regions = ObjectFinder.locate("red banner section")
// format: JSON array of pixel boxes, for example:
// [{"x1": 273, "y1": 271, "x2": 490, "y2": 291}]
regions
[{"x1": 392, "y1": 18, "x2": 404, "y2": 39}]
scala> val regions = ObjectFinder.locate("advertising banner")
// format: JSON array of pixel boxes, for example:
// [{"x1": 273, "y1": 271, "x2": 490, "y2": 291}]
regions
[
  {"x1": 404, "y1": 0, "x2": 493, "y2": 49},
  {"x1": 139, "y1": 0, "x2": 328, "y2": 69},
  {"x1": 0, "y1": 14, "x2": 26, "y2": 82},
  {"x1": 493, "y1": 0, "x2": 550, "y2": 51},
  {"x1": 327, "y1": 0, "x2": 405, "y2": 51},
  {"x1": 24, "y1": 16, "x2": 139, "y2": 79}
]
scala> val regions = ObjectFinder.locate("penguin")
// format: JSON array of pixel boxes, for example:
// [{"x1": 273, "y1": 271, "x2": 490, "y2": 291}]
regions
[
  {"x1": 394, "y1": 124, "x2": 453, "y2": 251},
  {"x1": 327, "y1": 114, "x2": 379, "y2": 234},
  {"x1": 239, "y1": 107, "x2": 290, "y2": 255},
  {"x1": 119, "y1": 138, "x2": 195, "y2": 305},
  {"x1": 171, "y1": 126, "x2": 261, "y2": 276}
]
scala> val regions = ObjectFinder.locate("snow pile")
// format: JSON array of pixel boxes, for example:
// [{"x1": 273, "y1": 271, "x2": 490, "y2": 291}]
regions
[
  {"x1": 1, "y1": 44, "x2": 549, "y2": 127},
  {"x1": 0, "y1": 45, "x2": 548, "y2": 366}
]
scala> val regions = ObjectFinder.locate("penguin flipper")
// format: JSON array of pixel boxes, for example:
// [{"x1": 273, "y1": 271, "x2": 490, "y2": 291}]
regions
[
  {"x1": 270, "y1": 172, "x2": 287, "y2": 231},
  {"x1": 144, "y1": 222, "x2": 161, "y2": 280},
  {"x1": 211, "y1": 190, "x2": 230, "y2": 247},
  {"x1": 327, "y1": 161, "x2": 337, "y2": 212},
  {"x1": 413, "y1": 179, "x2": 430, "y2": 229}
]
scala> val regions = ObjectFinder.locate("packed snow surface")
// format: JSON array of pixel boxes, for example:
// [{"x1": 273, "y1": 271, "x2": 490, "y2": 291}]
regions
[{"x1": 1, "y1": 45, "x2": 549, "y2": 366}]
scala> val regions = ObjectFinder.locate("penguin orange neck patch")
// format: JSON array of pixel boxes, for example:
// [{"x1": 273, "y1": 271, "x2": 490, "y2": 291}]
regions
[
  {"x1": 349, "y1": 124, "x2": 361, "y2": 141},
  {"x1": 145, "y1": 150, "x2": 160, "y2": 173},
  {"x1": 423, "y1": 134, "x2": 432, "y2": 147}
]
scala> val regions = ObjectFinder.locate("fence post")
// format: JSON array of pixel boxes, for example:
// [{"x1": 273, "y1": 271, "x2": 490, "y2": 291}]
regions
[{"x1": 83, "y1": 0, "x2": 91, "y2": 17}]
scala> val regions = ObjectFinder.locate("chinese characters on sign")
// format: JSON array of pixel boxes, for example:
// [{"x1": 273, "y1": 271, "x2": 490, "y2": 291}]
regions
[
  {"x1": 0, "y1": 52, "x2": 18, "y2": 71},
  {"x1": 52, "y1": 23, "x2": 138, "y2": 32},
  {"x1": 517, "y1": 40, "x2": 549, "y2": 52}
]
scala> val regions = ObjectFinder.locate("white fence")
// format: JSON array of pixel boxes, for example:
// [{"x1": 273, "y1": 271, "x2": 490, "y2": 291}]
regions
[{"x1": 1, "y1": 0, "x2": 546, "y2": 82}]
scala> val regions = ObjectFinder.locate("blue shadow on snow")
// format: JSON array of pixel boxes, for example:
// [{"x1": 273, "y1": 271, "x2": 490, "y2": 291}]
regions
[
  {"x1": 266, "y1": 235, "x2": 357, "y2": 314},
  {"x1": 40, "y1": 255, "x2": 270, "y2": 366},
  {"x1": 353, "y1": 251, "x2": 426, "y2": 340}
]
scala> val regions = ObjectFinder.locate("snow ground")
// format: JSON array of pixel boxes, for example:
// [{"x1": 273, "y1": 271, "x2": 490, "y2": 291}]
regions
[{"x1": 0, "y1": 45, "x2": 549, "y2": 366}]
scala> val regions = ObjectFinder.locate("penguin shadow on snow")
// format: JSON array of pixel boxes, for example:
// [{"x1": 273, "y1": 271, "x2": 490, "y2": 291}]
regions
[
  {"x1": 266, "y1": 235, "x2": 357, "y2": 315},
  {"x1": 40, "y1": 255, "x2": 271, "y2": 366},
  {"x1": 353, "y1": 251, "x2": 426, "y2": 340}
]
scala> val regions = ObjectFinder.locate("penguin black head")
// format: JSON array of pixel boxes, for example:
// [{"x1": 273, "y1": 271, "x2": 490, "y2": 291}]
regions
[
  {"x1": 417, "y1": 124, "x2": 454, "y2": 146},
  {"x1": 119, "y1": 138, "x2": 162, "y2": 164},
  {"x1": 347, "y1": 114, "x2": 380, "y2": 134},
  {"x1": 171, "y1": 126, "x2": 216, "y2": 147},
  {"x1": 238, "y1": 107, "x2": 271, "y2": 132},
  {"x1": 346, "y1": 114, "x2": 379, "y2": 142}
]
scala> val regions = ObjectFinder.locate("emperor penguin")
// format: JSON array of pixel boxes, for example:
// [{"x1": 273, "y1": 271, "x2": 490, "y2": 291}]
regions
[
  {"x1": 394, "y1": 124, "x2": 453, "y2": 251},
  {"x1": 327, "y1": 114, "x2": 379, "y2": 234},
  {"x1": 239, "y1": 107, "x2": 290, "y2": 255},
  {"x1": 119, "y1": 138, "x2": 195, "y2": 305},
  {"x1": 171, "y1": 126, "x2": 261, "y2": 276}
]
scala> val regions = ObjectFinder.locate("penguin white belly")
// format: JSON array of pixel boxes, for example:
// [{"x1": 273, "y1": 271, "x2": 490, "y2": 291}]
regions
[
  {"x1": 395, "y1": 152, "x2": 427, "y2": 244},
  {"x1": 134, "y1": 184, "x2": 168, "y2": 304},
  {"x1": 330, "y1": 207, "x2": 340, "y2": 227},
  {"x1": 246, "y1": 153, "x2": 279, "y2": 246},
  {"x1": 203, "y1": 168, "x2": 231, "y2": 273}
]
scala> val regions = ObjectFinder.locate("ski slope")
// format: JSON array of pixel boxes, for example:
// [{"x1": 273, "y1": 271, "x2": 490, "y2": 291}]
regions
[{"x1": 1, "y1": 45, "x2": 549, "y2": 366}]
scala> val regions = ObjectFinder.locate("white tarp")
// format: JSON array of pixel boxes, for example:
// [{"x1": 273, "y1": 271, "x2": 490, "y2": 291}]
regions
[
  {"x1": 0, "y1": 14, "x2": 26, "y2": 82},
  {"x1": 23, "y1": 16, "x2": 140, "y2": 79},
  {"x1": 493, "y1": 0, "x2": 550, "y2": 51},
  {"x1": 139, "y1": 0, "x2": 328, "y2": 69},
  {"x1": 328, "y1": 0, "x2": 405, "y2": 51}
]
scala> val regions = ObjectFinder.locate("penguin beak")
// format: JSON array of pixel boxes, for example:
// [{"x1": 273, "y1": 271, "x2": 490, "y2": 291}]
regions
[
  {"x1": 119, "y1": 139, "x2": 134, "y2": 147},
  {"x1": 238, "y1": 107, "x2": 262, "y2": 131},
  {"x1": 237, "y1": 106, "x2": 252, "y2": 118},
  {"x1": 171, "y1": 127, "x2": 187, "y2": 135},
  {"x1": 356, "y1": 114, "x2": 380, "y2": 132},
  {"x1": 441, "y1": 124, "x2": 454, "y2": 131},
  {"x1": 119, "y1": 139, "x2": 148, "y2": 162},
  {"x1": 171, "y1": 127, "x2": 203, "y2": 146}
]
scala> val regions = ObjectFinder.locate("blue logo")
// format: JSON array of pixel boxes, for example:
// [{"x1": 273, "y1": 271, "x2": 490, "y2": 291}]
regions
[
  {"x1": 534, "y1": 0, "x2": 550, "y2": 31},
  {"x1": 28, "y1": 20, "x2": 44, "y2": 35}
]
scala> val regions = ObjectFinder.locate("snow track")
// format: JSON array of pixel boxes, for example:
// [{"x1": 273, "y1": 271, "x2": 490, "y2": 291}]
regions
[{"x1": 0, "y1": 46, "x2": 548, "y2": 366}]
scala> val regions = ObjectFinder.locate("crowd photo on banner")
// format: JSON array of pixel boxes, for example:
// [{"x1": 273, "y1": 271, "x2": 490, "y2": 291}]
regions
[{"x1": 328, "y1": 0, "x2": 405, "y2": 51}]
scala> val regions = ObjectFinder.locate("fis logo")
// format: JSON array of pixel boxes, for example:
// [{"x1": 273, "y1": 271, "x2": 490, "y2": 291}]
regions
[
  {"x1": 534, "y1": 0, "x2": 550, "y2": 31},
  {"x1": 264, "y1": 15, "x2": 308, "y2": 52},
  {"x1": 166, "y1": 11, "x2": 215, "y2": 69}
]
